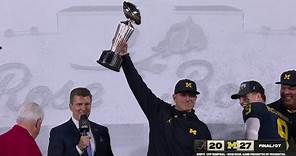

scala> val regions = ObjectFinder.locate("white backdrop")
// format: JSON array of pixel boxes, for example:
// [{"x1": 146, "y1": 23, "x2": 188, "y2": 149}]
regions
[{"x1": 0, "y1": 0, "x2": 296, "y2": 155}]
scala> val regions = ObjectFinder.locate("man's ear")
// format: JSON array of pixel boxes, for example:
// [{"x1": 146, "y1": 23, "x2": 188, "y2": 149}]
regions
[
  {"x1": 69, "y1": 103, "x2": 73, "y2": 111},
  {"x1": 35, "y1": 118, "x2": 42, "y2": 128},
  {"x1": 172, "y1": 94, "x2": 176, "y2": 100},
  {"x1": 255, "y1": 93, "x2": 262, "y2": 100}
]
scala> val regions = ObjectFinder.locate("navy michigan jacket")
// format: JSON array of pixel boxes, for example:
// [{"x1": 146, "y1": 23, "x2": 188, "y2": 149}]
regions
[{"x1": 121, "y1": 54, "x2": 212, "y2": 156}]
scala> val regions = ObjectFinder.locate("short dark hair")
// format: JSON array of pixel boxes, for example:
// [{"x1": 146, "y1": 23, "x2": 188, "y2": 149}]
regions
[{"x1": 70, "y1": 87, "x2": 92, "y2": 104}]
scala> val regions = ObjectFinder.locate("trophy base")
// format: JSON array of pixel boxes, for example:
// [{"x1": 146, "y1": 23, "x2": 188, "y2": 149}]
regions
[{"x1": 97, "y1": 50, "x2": 122, "y2": 72}]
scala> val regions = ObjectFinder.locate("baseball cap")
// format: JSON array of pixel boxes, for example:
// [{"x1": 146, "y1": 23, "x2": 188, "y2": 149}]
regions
[
  {"x1": 275, "y1": 70, "x2": 296, "y2": 86},
  {"x1": 231, "y1": 80, "x2": 265, "y2": 99},
  {"x1": 174, "y1": 79, "x2": 200, "y2": 95}
]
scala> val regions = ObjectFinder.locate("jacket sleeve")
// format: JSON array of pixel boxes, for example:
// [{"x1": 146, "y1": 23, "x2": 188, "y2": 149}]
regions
[
  {"x1": 121, "y1": 54, "x2": 165, "y2": 120},
  {"x1": 48, "y1": 128, "x2": 80, "y2": 156}
]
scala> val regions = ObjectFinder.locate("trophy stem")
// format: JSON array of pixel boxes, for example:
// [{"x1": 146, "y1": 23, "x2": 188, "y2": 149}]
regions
[{"x1": 111, "y1": 22, "x2": 134, "y2": 53}]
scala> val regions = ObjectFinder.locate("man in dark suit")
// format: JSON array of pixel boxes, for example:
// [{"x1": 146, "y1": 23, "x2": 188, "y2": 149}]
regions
[{"x1": 48, "y1": 87, "x2": 113, "y2": 156}]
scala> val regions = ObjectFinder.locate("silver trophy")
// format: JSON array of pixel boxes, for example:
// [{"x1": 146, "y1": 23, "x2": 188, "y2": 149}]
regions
[{"x1": 97, "y1": 1, "x2": 141, "y2": 72}]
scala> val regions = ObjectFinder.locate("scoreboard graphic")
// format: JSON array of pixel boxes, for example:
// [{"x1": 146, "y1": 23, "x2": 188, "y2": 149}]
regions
[{"x1": 194, "y1": 140, "x2": 287, "y2": 155}]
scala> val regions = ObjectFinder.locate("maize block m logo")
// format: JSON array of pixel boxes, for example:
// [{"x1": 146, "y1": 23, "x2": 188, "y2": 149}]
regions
[
  {"x1": 189, "y1": 128, "x2": 197, "y2": 136},
  {"x1": 227, "y1": 141, "x2": 238, "y2": 150},
  {"x1": 284, "y1": 74, "x2": 291, "y2": 80},
  {"x1": 185, "y1": 82, "x2": 192, "y2": 88}
]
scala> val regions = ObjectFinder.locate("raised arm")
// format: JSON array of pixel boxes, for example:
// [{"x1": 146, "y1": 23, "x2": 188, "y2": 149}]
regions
[{"x1": 118, "y1": 41, "x2": 166, "y2": 120}]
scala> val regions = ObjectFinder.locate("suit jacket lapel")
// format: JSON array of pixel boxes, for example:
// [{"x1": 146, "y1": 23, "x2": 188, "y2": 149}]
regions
[
  {"x1": 67, "y1": 119, "x2": 80, "y2": 139},
  {"x1": 90, "y1": 121, "x2": 106, "y2": 154},
  {"x1": 90, "y1": 122, "x2": 98, "y2": 144},
  {"x1": 67, "y1": 119, "x2": 90, "y2": 156}
]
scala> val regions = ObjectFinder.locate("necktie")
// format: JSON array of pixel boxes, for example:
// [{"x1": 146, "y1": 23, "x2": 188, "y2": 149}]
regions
[{"x1": 87, "y1": 143, "x2": 92, "y2": 156}]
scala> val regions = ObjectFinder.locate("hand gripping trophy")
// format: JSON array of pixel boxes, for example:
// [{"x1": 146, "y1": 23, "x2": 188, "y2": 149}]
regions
[{"x1": 97, "y1": 1, "x2": 141, "y2": 72}]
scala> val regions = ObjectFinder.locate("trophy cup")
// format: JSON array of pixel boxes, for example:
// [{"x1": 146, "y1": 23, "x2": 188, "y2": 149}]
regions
[{"x1": 97, "y1": 1, "x2": 141, "y2": 72}]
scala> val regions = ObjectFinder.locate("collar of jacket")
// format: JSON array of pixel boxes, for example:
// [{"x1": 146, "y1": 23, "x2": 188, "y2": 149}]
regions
[{"x1": 171, "y1": 105, "x2": 197, "y2": 119}]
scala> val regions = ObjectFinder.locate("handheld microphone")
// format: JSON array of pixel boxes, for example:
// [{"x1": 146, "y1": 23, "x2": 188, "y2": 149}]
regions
[{"x1": 79, "y1": 114, "x2": 89, "y2": 136}]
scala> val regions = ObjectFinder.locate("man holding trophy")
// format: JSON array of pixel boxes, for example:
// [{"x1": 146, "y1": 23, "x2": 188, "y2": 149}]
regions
[
  {"x1": 97, "y1": 2, "x2": 212, "y2": 155},
  {"x1": 115, "y1": 40, "x2": 211, "y2": 156}
]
